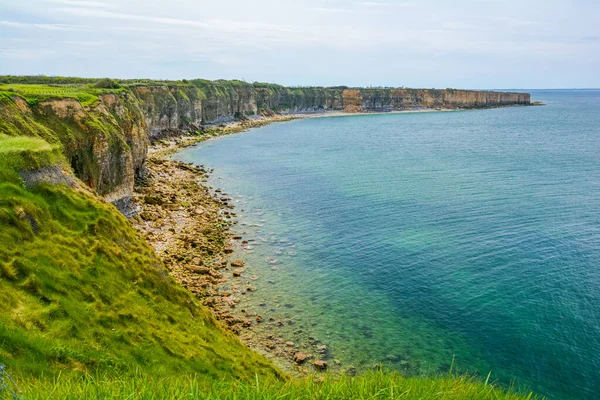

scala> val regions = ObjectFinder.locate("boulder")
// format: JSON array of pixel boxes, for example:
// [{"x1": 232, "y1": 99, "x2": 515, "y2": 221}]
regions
[
  {"x1": 189, "y1": 266, "x2": 210, "y2": 274},
  {"x1": 294, "y1": 352, "x2": 310, "y2": 364},
  {"x1": 233, "y1": 269, "x2": 244, "y2": 277},
  {"x1": 313, "y1": 360, "x2": 327, "y2": 370}
]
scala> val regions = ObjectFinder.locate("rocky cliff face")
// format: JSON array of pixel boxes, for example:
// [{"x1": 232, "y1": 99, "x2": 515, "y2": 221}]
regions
[
  {"x1": 355, "y1": 88, "x2": 530, "y2": 111},
  {"x1": 0, "y1": 91, "x2": 147, "y2": 209},
  {"x1": 0, "y1": 80, "x2": 531, "y2": 211},
  {"x1": 254, "y1": 86, "x2": 344, "y2": 113}
]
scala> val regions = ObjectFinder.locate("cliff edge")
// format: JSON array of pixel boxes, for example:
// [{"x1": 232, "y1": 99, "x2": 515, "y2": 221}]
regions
[{"x1": 0, "y1": 77, "x2": 531, "y2": 209}]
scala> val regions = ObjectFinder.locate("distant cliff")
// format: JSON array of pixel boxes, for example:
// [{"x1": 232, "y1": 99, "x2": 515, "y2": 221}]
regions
[
  {"x1": 128, "y1": 82, "x2": 529, "y2": 128},
  {"x1": 0, "y1": 77, "x2": 532, "y2": 208}
]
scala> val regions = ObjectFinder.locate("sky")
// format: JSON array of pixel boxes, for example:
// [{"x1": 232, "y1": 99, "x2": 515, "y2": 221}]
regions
[{"x1": 0, "y1": 0, "x2": 598, "y2": 89}]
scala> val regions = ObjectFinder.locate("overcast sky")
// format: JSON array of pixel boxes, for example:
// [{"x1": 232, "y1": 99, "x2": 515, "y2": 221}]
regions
[{"x1": 0, "y1": 0, "x2": 598, "y2": 88}]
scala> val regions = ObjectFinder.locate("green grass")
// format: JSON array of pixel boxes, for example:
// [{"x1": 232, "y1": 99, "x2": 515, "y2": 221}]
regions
[
  {"x1": 0, "y1": 84, "x2": 124, "y2": 107},
  {"x1": 3, "y1": 369, "x2": 540, "y2": 399},
  {"x1": 0, "y1": 154, "x2": 281, "y2": 385},
  {"x1": 0, "y1": 135, "x2": 62, "y2": 177}
]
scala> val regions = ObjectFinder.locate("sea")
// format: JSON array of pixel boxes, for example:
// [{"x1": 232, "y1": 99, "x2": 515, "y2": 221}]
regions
[{"x1": 174, "y1": 90, "x2": 600, "y2": 399}]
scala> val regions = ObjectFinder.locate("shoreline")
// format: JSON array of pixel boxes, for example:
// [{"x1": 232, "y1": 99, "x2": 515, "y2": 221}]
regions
[
  {"x1": 129, "y1": 104, "x2": 533, "y2": 375},
  {"x1": 130, "y1": 115, "x2": 322, "y2": 376}
]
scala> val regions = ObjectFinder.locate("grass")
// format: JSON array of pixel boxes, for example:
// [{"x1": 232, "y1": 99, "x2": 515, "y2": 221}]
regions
[
  {"x1": 0, "y1": 135, "x2": 62, "y2": 176},
  {"x1": 3, "y1": 369, "x2": 540, "y2": 400},
  {"x1": 0, "y1": 84, "x2": 123, "y2": 107},
  {"x1": 0, "y1": 149, "x2": 281, "y2": 385}
]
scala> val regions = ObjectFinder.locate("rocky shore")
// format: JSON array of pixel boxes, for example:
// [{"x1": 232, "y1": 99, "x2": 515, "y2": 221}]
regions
[{"x1": 130, "y1": 115, "x2": 337, "y2": 375}]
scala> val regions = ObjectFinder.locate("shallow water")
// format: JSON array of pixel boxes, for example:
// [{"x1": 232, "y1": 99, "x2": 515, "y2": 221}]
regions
[{"x1": 175, "y1": 90, "x2": 600, "y2": 399}]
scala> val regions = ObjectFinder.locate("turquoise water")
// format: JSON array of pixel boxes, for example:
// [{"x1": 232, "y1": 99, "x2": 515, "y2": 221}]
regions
[{"x1": 175, "y1": 90, "x2": 600, "y2": 399}]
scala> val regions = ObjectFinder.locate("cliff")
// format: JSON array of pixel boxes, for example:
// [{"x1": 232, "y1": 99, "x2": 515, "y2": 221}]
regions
[
  {"x1": 0, "y1": 77, "x2": 531, "y2": 208},
  {"x1": 352, "y1": 88, "x2": 530, "y2": 111}
]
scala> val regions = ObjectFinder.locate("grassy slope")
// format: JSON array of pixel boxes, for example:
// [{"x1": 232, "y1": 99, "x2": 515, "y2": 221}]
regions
[{"x1": 0, "y1": 137, "x2": 281, "y2": 386}]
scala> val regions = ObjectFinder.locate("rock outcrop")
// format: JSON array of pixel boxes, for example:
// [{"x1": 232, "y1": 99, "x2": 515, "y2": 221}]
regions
[{"x1": 0, "y1": 78, "x2": 531, "y2": 211}]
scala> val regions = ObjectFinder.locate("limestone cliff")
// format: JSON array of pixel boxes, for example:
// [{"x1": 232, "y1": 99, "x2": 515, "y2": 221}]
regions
[
  {"x1": 0, "y1": 77, "x2": 532, "y2": 210},
  {"x1": 353, "y1": 88, "x2": 530, "y2": 111}
]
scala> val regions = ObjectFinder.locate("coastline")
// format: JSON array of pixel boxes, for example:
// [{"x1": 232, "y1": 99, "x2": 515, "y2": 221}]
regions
[
  {"x1": 131, "y1": 115, "x2": 319, "y2": 376},
  {"x1": 129, "y1": 104, "x2": 532, "y2": 376}
]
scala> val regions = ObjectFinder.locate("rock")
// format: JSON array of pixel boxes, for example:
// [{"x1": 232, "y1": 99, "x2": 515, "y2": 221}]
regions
[
  {"x1": 189, "y1": 266, "x2": 210, "y2": 274},
  {"x1": 140, "y1": 212, "x2": 157, "y2": 221},
  {"x1": 143, "y1": 194, "x2": 163, "y2": 205},
  {"x1": 317, "y1": 344, "x2": 328, "y2": 353},
  {"x1": 312, "y1": 360, "x2": 327, "y2": 370},
  {"x1": 232, "y1": 269, "x2": 244, "y2": 277},
  {"x1": 286, "y1": 341, "x2": 295, "y2": 347},
  {"x1": 256, "y1": 315, "x2": 263, "y2": 323},
  {"x1": 233, "y1": 235, "x2": 242, "y2": 240},
  {"x1": 230, "y1": 260, "x2": 245, "y2": 268},
  {"x1": 192, "y1": 257, "x2": 202, "y2": 266},
  {"x1": 223, "y1": 247, "x2": 234, "y2": 254},
  {"x1": 294, "y1": 352, "x2": 310, "y2": 364}
]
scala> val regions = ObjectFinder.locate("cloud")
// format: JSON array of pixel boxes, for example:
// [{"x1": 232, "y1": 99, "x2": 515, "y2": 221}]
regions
[
  {"x1": 359, "y1": 1, "x2": 414, "y2": 7},
  {"x1": 0, "y1": 0, "x2": 597, "y2": 86},
  {"x1": 56, "y1": 7, "x2": 300, "y2": 36},
  {"x1": 57, "y1": 8, "x2": 210, "y2": 28},
  {"x1": 0, "y1": 48, "x2": 57, "y2": 60},
  {"x1": 0, "y1": 20, "x2": 85, "y2": 31},
  {"x1": 64, "y1": 40, "x2": 111, "y2": 47},
  {"x1": 53, "y1": 0, "x2": 117, "y2": 8},
  {"x1": 306, "y1": 7, "x2": 354, "y2": 13}
]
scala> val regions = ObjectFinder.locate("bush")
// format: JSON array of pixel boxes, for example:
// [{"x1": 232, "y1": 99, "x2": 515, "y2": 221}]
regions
[{"x1": 94, "y1": 78, "x2": 121, "y2": 89}]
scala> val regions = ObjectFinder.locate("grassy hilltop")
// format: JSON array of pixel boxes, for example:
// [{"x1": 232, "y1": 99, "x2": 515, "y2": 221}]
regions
[{"x1": 0, "y1": 78, "x2": 540, "y2": 399}]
